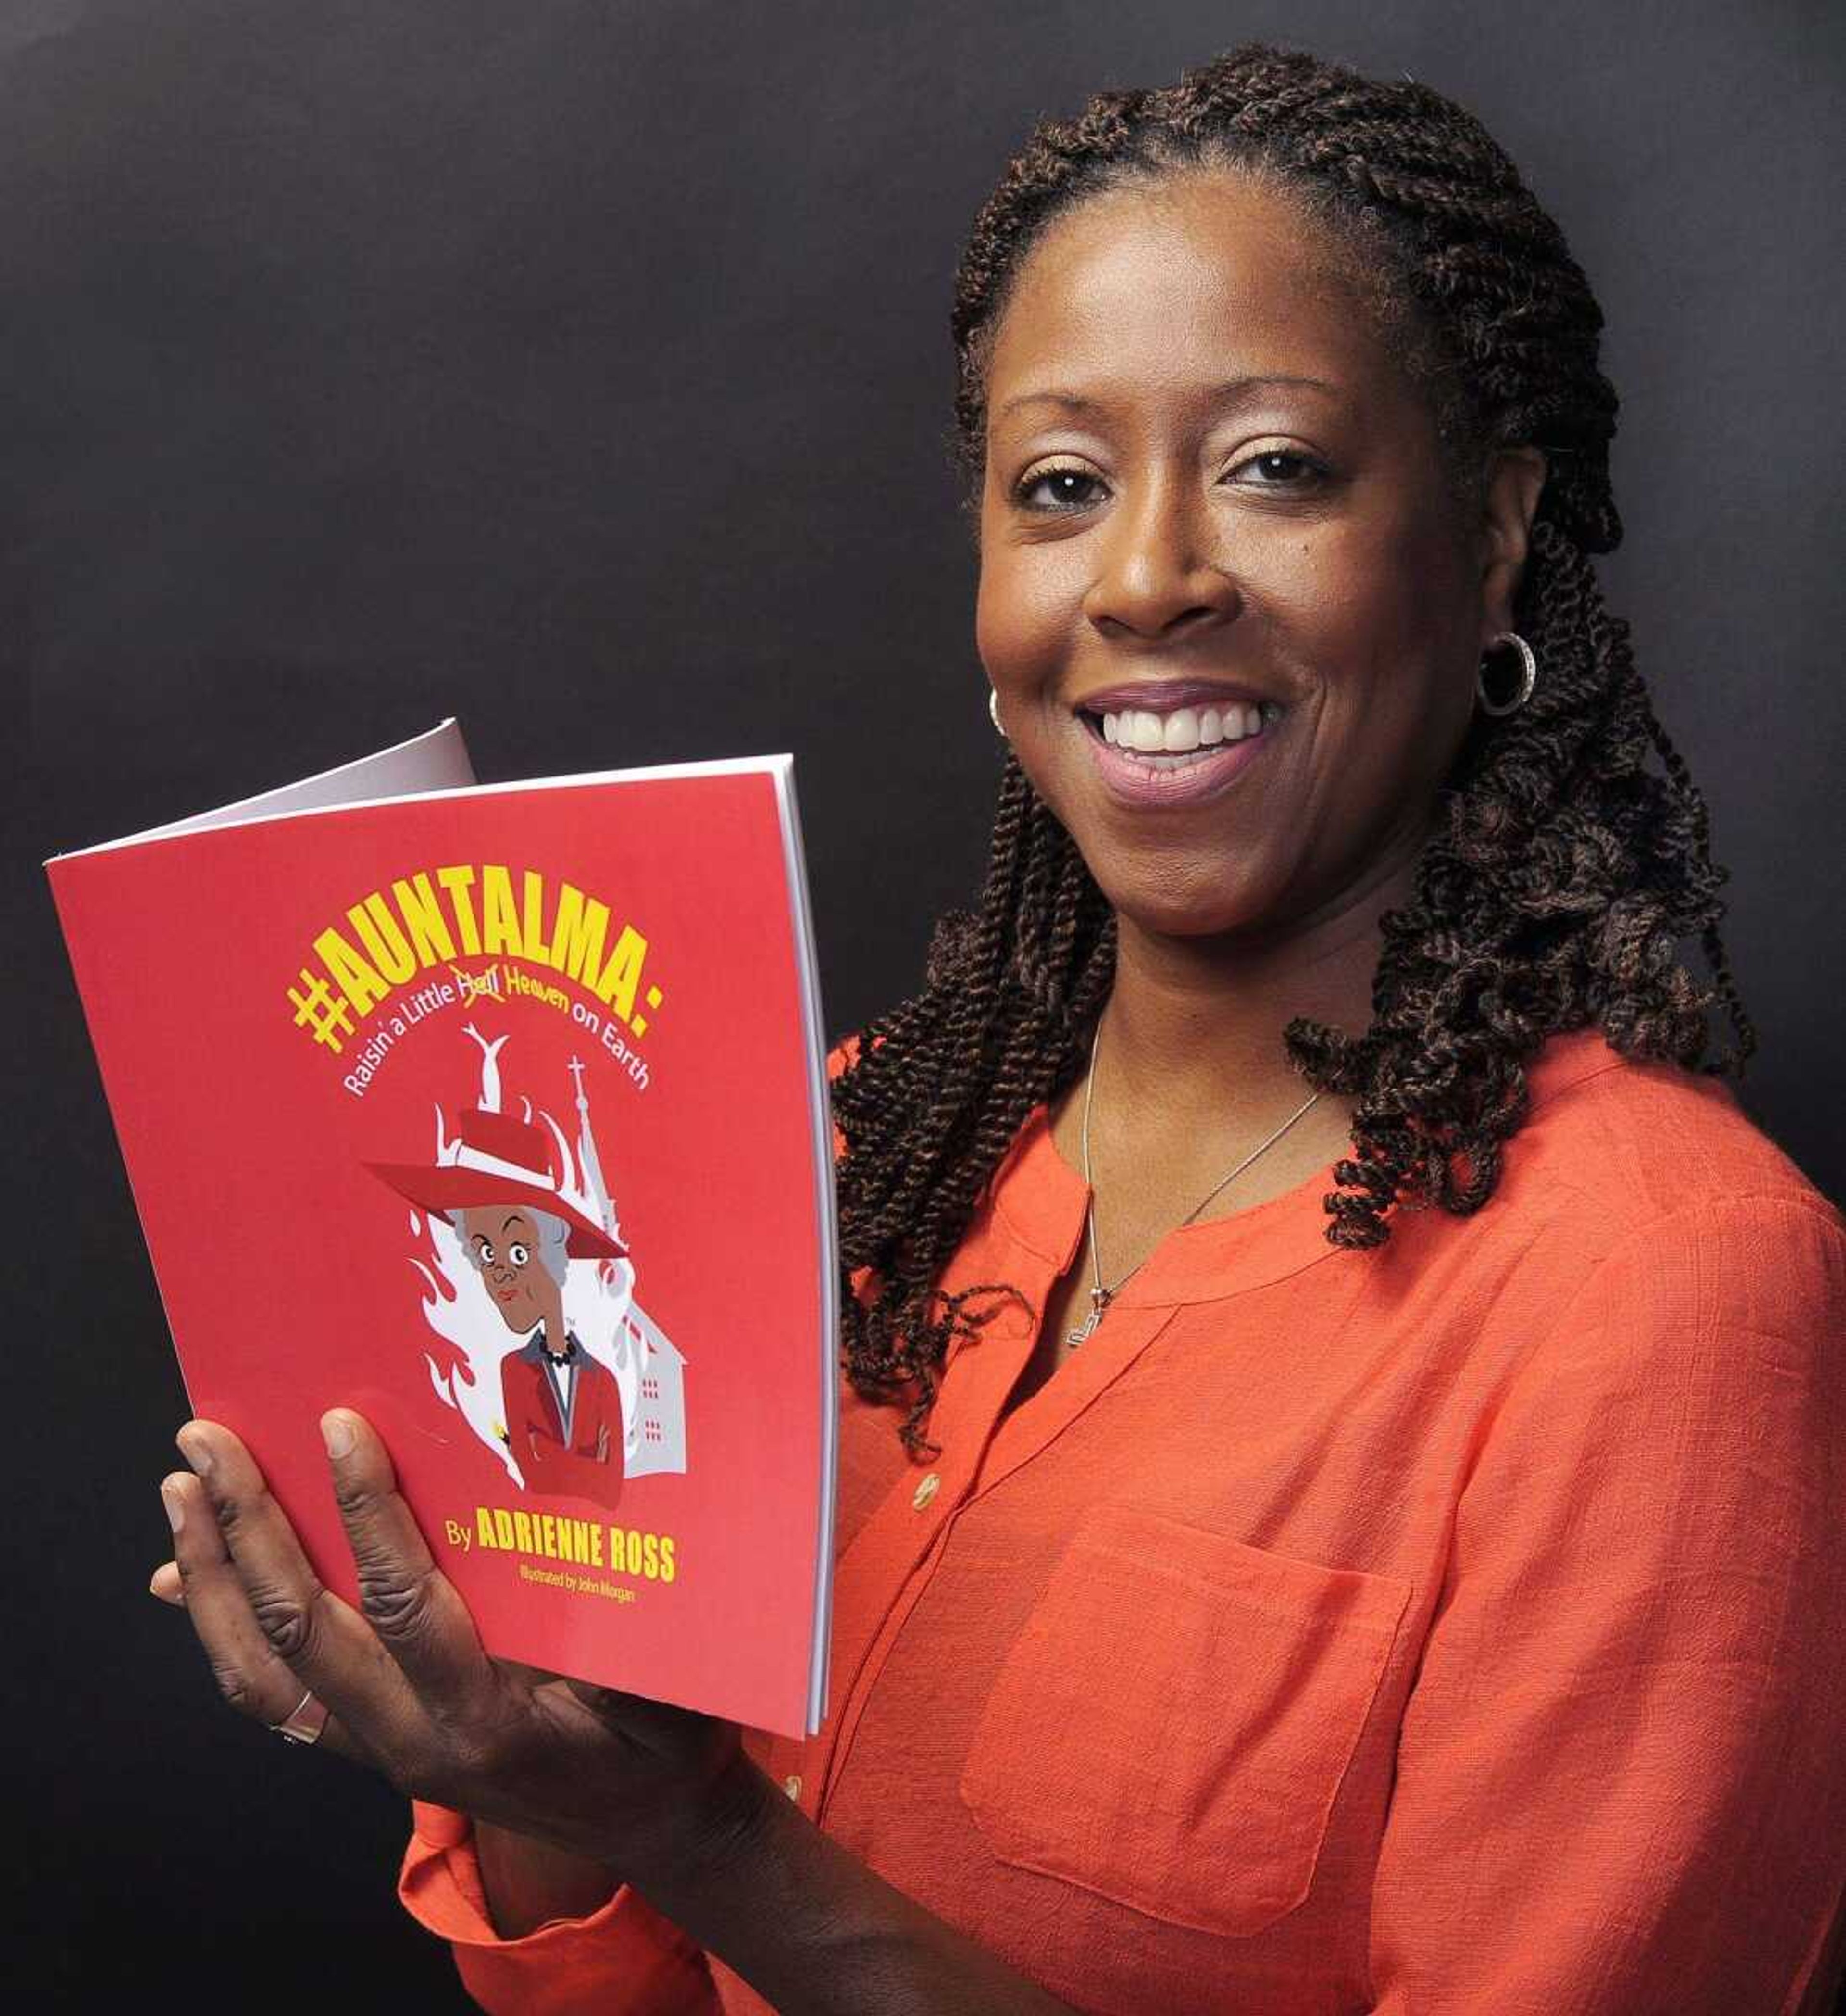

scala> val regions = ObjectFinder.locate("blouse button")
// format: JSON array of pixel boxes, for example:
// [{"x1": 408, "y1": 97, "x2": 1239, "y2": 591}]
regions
[
  {"x1": 782, "y1": 1774, "x2": 802, "y2": 1801},
  {"x1": 912, "y1": 1473, "x2": 942, "y2": 1511}
]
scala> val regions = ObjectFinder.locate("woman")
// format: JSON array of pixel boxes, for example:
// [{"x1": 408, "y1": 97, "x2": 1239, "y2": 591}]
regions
[{"x1": 149, "y1": 44, "x2": 1846, "y2": 2015}]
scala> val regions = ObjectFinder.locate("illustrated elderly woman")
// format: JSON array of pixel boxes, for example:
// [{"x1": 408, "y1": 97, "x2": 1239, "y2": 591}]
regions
[
  {"x1": 364, "y1": 1097, "x2": 630, "y2": 1510},
  {"x1": 148, "y1": 43, "x2": 1846, "y2": 2016}
]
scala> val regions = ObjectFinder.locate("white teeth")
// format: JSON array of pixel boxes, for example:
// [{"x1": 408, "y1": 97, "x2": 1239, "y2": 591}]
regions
[
  {"x1": 1162, "y1": 707, "x2": 1201, "y2": 752},
  {"x1": 1098, "y1": 701, "x2": 1270, "y2": 751}
]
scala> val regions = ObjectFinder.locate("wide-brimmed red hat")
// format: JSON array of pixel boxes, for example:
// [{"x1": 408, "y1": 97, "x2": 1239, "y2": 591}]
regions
[{"x1": 365, "y1": 1107, "x2": 626, "y2": 1261}]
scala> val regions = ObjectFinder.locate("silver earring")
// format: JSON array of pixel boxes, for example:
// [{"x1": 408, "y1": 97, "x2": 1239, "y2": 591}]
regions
[
  {"x1": 1476, "y1": 631, "x2": 1537, "y2": 717},
  {"x1": 988, "y1": 688, "x2": 1007, "y2": 737}
]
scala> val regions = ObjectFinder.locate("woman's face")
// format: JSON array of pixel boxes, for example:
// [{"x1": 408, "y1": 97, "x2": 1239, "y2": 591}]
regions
[
  {"x1": 459, "y1": 1204, "x2": 557, "y2": 1334},
  {"x1": 976, "y1": 170, "x2": 1521, "y2": 942}
]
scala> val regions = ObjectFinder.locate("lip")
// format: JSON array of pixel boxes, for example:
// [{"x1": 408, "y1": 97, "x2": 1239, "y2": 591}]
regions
[
  {"x1": 1081, "y1": 710, "x2": 1277, "y2": 808},
  {"x1": 1071, "y1": 676, "x2": 1279, "y2": 715}
]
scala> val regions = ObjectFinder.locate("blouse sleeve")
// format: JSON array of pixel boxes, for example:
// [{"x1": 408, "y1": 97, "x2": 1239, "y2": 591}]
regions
[
  {"x1": 1368, "y1": 1193, "x2": 1846, "y2": 2015},
  {"x1": 398, "y1": 1801, "x2": 720, "y2": 2015}
]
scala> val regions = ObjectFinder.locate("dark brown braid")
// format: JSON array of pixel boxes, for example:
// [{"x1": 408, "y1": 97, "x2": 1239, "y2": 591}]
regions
[{"x1": 832, "y1": 42, "x2": 1755, "y2": 1454}]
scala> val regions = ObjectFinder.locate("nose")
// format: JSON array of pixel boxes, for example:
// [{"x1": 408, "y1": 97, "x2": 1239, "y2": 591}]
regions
[{"x1": 1081, "y1": 473, "x2": 1239, "y2": 641}]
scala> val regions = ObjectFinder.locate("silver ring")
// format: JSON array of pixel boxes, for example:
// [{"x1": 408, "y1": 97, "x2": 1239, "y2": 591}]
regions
[
  {"x1": 988, "y1": 687, "x2": 1007, "y2": 737},
  {"x1": 1476, "y1": 631, "x2": 1537, "y2": 717},
  {"x1": 268, "y1": 1688, "x2": 329, "y2": 1747}
]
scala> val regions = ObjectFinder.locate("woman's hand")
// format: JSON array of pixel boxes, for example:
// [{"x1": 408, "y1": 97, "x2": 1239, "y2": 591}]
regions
[
  {"x1": 149, "y1": 1410, "x2": 1080, "y2": 2012},
  {"x1": 148, "y1": 1409, "x2": 773, "y2": 1892}
]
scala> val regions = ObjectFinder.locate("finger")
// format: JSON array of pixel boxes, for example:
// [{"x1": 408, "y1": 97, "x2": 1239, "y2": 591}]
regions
[
  {"x1": 320, "y1": 1409, "x2": 504, "y2": 1725},
  {"x1": 161, "y1": 1472, "x2": 370, "y2": 1766},
  {"x1": 175, "y1": 1419, "x2": 425, "y2": 1758},
  {"x1": 149, "y1": 1557, "x2": 185, "y2": 1605}
]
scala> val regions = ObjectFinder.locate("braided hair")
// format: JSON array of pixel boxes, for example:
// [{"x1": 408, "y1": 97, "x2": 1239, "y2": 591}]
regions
[{"x1": 832, "y1": 42, "x2": 1754, "y2": 1454}]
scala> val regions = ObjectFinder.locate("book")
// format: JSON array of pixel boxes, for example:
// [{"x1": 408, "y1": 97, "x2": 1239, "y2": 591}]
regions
[{"x1": 46, "y1": 722, "x2": 838, "y2": 1739}]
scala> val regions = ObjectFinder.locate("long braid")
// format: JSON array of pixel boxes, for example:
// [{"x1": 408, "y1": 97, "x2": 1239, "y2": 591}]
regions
[
  {"x1": 836, "y1": 42, "x2": 1753, "y2": 1448},
  {"x1": 833, "y1": 775, "x2": 1112, "y2": 1454}
]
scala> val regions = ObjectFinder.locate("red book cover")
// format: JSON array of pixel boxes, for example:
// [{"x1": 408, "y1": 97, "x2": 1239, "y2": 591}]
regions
[{"x1": 47, "y1": 723, "x2": 838, "y2": 1739}]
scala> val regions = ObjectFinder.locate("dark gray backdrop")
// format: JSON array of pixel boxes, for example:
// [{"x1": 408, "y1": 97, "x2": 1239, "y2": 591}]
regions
[{"x1": 12, "y1": 1, "x2": 1844, "y2": 2006}]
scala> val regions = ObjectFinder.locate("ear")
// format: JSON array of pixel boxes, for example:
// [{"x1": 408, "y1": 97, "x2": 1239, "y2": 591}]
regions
[{"x1": 1475, "y1": 446, "x2": 1548, "y2": 641}]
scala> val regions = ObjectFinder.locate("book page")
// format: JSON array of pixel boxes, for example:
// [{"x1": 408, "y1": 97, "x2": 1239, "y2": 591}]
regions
[{"x1": 45, "y1": 719, "x2": 476, "y2": 860}]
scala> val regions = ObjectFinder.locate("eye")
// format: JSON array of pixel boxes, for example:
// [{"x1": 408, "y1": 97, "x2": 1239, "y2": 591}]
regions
[
  {"x1": 508, "y1": 1241, "x2": 531, "y2": 1267},
  {"x1": 1228, "y1": 448, "x2": 1327, "y2": 489},
  {"x1": 1012, "y1": 462, "x2": 1108, "y2": 514},
  {"x1": 474, "y1": 1240, "x2": 496, "y2": 1267}
]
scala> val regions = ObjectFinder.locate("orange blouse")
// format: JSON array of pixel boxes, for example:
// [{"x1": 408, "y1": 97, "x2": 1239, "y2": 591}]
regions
[{"x1": 399, "y1": 1028, "x2": 1846, "y2": 2014}]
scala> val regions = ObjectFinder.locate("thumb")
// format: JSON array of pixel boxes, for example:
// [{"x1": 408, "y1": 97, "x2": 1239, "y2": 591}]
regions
[
  {"x1": 562, "y1": 1676, "x2": 645, "y2": 1728},
  {"x1": 561, "y1": 1678, "x2": 703, "y2": 1747}
]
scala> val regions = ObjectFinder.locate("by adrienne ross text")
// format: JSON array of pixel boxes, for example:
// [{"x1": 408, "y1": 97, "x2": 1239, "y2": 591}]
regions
[{"x1": 446, "y1": 1507, "x2": 677, "y2": 1581}]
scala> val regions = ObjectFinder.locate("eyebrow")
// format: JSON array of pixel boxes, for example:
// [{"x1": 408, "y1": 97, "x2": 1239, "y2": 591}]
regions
[{"x1": 996, "y1": 374, "x2": 1338, "y2": 422}]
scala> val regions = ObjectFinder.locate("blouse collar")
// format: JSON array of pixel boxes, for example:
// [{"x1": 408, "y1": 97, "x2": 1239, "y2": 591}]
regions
[{"x1": 988, "y1": 1026, "x2": 1643, "y2": 1303}]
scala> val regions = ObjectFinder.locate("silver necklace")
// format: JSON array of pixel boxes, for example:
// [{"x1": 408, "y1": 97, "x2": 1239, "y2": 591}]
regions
[{"x1": 1066, "y1": 1016, "x2": 1324, "y2": 1348}]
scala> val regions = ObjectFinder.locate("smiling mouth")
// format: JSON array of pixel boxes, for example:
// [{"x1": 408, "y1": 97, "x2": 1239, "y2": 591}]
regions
[
  {"x1": 1078, "y1": 697, "x2": 1282, "y2": 759},
  {"x1": 1073, "y1": 694, "x2": 1284, "y2": 806}
]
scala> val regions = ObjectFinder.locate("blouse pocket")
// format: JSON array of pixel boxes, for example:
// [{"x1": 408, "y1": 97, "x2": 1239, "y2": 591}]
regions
[{"x1": 958, "y1": 1503, "x2": 1410, "y2": 1938}]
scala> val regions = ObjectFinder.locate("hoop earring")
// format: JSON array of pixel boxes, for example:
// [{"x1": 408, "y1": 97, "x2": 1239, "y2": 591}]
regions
[
  {"x1": 1476, "y1": 631, "x2": 1537, "y2": 717},
  {"x1": 988, "y1": 687, "x2": 1007, "y2": 737}
]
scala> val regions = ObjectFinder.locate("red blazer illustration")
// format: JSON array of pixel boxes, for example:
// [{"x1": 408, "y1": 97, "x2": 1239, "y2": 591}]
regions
[{"x1": 499, "y1": 1327, "x2": 624, "y2": 1508}]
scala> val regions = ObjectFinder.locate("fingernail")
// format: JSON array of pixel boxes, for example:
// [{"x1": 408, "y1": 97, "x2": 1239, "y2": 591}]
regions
[
  {"x1": 160, "y1": 1480, "x2": 185, "y2": 1533},
  {"x1": 321, "y1": 1412, "x2": 355, "y2": 1461},
  {"x1": 149, "y1": 1567, "x2": 184, "y2": 1605},
  {"x1": 176, "y1": 1427, "x2": 212, "y2": 1477}
]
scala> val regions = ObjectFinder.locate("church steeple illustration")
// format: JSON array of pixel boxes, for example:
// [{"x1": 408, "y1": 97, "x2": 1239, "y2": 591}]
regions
[{"x1": 568, "y1": 1053, "x2": 621, "y2": 1248}]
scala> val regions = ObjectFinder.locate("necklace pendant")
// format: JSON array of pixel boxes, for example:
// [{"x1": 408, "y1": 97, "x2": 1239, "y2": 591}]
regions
[{"x1": 1065, "y1": 1286, "x2": 1110, "y2": 1349}]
